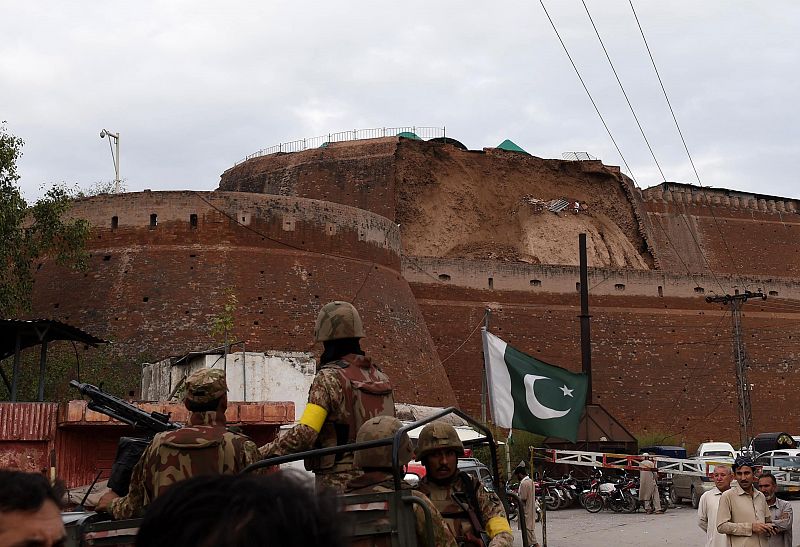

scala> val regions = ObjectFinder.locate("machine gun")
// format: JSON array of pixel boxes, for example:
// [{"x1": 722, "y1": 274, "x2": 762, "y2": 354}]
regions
[{"x1": 69, "y1": 380, "x2": 181, "y2": 496}]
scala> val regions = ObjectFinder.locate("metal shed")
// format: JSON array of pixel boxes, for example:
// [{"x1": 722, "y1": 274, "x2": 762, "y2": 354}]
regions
[{"x1": 0, "y1": 319, "x2": 107, "y2": 401}]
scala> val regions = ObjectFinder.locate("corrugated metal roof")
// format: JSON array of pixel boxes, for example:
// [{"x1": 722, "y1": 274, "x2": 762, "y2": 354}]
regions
[
  {"x1": 0, "y1": 319, "x2": 107, "y2": 361},
  {"x1": 0, "y1": 403, "x2": 58, "y2": 441}
]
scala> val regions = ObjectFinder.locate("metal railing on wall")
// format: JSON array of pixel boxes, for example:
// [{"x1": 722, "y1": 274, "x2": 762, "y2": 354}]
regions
[
  {"x1": 233, "y1": 126, "x2": 446, "y2": 166},
  {"x1": 562, "y1": 152, "x2": 598, "y2": 161}
]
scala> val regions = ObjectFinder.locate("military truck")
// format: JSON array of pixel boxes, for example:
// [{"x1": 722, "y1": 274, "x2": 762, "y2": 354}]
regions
[{"x1": 63, "y1": 407, "x2": 529, "y2": 547}]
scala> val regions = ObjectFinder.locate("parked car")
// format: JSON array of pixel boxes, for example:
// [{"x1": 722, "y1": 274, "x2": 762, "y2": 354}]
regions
[
  {"x1": 671, "y1": 459, "x2": 719, "y2": 508},
  {"x1": 754, "y1": 449, "x2": 800, "y2": 495},
  {"x1": 403, "y1": 457, "x2": 495, "y2": 491},
  {"x1": 640, "y1": 445, "x2": 688, "y2": 459},
  {"x1": 696, "y1": 442, "x2": 736, "y2": 460},
  {"x1": 672, "y1": 443, "x2": 735, "y2": 508},
  {"x1": 745, "y1": 433, "x2": 797, "y2": 456},
  {"x1": 458, "y1": 457, "x2": 496, "y2": 491}
]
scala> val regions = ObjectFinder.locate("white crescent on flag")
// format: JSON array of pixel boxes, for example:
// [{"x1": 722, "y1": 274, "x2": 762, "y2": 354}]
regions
[{"x1": 523, "y1": 374, "x2": 571, "y2": 419}]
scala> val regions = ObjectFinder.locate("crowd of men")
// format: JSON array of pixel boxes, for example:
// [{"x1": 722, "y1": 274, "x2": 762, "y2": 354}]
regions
[
  {"x1": 698, "y1": 456, "x2": 793, "y2": 547},
  {"x1": 0, "y1": 300, "x2": 517, "y2": 547}
]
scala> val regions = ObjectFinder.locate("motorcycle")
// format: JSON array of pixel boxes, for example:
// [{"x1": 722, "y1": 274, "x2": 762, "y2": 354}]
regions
[
  {"x1": 504, "y1": 480, "x2": 519, "y2": 521},
  {"x1": 582, "y1": 470, "x2": 637, "y2": 513}
]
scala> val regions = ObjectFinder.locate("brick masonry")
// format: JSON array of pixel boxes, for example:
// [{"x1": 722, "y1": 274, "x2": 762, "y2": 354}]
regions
[
  {"x1": 27, "y1": 139, "x2": 800, "y2": 449},
  {"x1": 30, "y1": 191, "x2": 457, "y2": 408},
  {"x1": 219, "y1": 138, "x2": 399, "y2": 220}
]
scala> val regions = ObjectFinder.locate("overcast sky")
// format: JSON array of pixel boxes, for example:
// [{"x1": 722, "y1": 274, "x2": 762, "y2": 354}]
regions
[{"x1": 3, "y1": 1, "x2": 799, "y2": 201}]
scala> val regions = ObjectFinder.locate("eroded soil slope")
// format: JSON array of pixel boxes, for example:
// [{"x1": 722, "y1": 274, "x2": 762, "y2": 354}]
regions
[{"x1": 395, "y1": 139, "x2": 653, "y2": 269}]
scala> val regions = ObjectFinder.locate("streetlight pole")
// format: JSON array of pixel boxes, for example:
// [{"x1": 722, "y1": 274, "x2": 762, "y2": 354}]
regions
[{"x1": 100, "y1": 129, "x2": 121, "y2": 192}]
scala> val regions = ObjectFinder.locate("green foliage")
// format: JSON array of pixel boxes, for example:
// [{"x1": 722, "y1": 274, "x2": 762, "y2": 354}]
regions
[
  {"x1": 210, "y1": 288, "x2": 238, "y2": 344},
  {"x1": 635, "y1": 430, "x2": 681, "y2": 450},
  {"x1": 0, "y1": 343, "x2": 145, "y2": 402},
  {"x1": 471, "y1": 426, "x2": 546, "y2": 480},
  {"x1": 77, "y1": 179, "x2": 127, "y2": 197},
  {"x1": 0, "y1": 122, "x2": 90, "y2": 317}
]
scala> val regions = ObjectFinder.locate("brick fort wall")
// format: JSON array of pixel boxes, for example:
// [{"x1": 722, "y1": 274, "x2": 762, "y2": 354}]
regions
[
  {"x1": 29, "y1": 191, "x2": 457, "y2": 407},
  {"x1": 406, "y1": 257, "x2": 800, "y2": 447}
]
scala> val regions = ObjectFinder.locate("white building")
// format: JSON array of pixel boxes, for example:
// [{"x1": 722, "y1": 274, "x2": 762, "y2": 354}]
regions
[{"x1": 141, "y1": 350, "x2": 316, "y2": 420}]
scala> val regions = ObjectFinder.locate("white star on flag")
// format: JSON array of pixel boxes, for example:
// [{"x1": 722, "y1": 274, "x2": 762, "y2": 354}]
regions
[{"x1": 560, "y1": 384, "x2": 574, "y2": 397}]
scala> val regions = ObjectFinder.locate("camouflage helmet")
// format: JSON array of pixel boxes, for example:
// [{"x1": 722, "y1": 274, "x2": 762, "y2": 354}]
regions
[
  {"x1": 183, "y1": 368, "x2": 228, "y2": 404},
  {"x1": 313, "y1": 301, "x2": 365, "y2": 342},
  {"x1": 416, "y1": 421, "x2": 464, "y2": 461},
  {"x1": 354, "y1": 416, "x2": 414, "y2": 470}
]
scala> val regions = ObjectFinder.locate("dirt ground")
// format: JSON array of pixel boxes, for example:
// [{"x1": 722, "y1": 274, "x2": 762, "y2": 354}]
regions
[{"x1": 395, "y1": 140, "x2": 651, "y2": 269}]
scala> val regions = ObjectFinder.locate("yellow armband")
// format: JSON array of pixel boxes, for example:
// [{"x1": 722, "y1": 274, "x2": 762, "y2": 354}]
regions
[
  {"x1": 486, "y1": 516, "x2": 512, "y2": 537},
  {"x1": 298, "y1": 403, "x2": 328, "y2": 433}
]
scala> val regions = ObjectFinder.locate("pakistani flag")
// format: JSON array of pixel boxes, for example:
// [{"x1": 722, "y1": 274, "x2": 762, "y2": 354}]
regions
[{"x1": 482, "y1": 329, "x2": 588, "y2": 442}]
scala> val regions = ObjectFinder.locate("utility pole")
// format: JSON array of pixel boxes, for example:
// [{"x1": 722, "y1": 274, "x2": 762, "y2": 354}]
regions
[{"x1": 706, "y1": 290, "x2": 766, "y2": 449}]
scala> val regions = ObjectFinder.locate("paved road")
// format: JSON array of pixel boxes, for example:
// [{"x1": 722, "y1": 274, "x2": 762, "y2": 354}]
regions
[{"x1": 512, "y1": 500, "x2": 800, "y2": 546}]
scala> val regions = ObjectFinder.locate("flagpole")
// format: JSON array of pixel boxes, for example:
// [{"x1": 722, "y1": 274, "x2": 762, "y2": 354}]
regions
[
  {"x1": 480, "y1": 308, "x2": 491, "y2": 423},
  {"x1": 579, "y1": 233, "x2": 593, "y2": 405}
]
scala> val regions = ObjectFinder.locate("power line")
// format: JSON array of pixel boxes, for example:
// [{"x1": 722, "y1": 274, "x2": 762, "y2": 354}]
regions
[
  {"x1": 553, "y1": 139, "x2": 713, "y2": 290},
  {"x1": 627, "y1": 0, "x2": 698, "y2": 185},
  {"x1": 580, "y1": 0, "x2": 666, "y2": 181},
  {"x1": 439, "y1": 314, "x2": 486, "y2": 365},
  {"x1": 677, "y1": 212, "x2": 727, "y2": 293},
  {"x1": 628, "y1": 1, "x2": 745, "y2": 290},
  {"x1": 568, "y1": 1, "x2": 726, "y2": 292},
  {"x1": 642, "y1": 212, "x2": 720, "y2": 292},
  {"x1": 666, "y1": 310, "x2": 730, "y2": 433},
  {"x1": 192, "y1": 192, "x2": 374, "y2": 302},
  {"x1": 539, "y1": 0, "x2": 638, "y2": 184}
]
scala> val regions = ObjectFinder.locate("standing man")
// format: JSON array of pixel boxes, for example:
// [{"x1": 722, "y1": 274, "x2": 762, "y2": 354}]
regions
[
  {"x1": 514, "y1": 465, "x2": 540, "y2": 547},
  {"x1": 416, "y1": 421, "x2": 513, "y2": 547},
  {"x1": 698, "y1": 464, "x2": 735, "y2": 547},
  {"x1": 346, "y1": 416, "x2": 457, "y2": 547},
  {"x1": 97, "y1": 368, "x2": 260, "y2": 518},
  {"x1": 757, "y1": 472, "x2": 792, "y2": 547},
  {"x1": 260, "y1": 301, "x2": 394, "y2": 493},
  {"x1": 716, "y1": 455, "x2": 776, "y2": 547},
  {"x1": 638, "y1": 453, "x2": 663, "y2": 514}
]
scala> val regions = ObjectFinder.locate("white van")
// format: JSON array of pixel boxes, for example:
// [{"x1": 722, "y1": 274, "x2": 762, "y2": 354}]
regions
[{"x1": 696, "y1": 442, "x2": 736, "y2": 460}]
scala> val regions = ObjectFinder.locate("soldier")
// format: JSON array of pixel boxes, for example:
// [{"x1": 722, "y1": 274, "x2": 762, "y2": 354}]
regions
[
  {"x1": 346, "y1": 416, "x2": 457, "y2": 547},
  {"x1": 96, "y1": 368, "x2": 260, "y2": 519},
  {"x1": 260, "y1": 301, "x2": 394, "y2": 493},
  {"x1": 416, "y1": 421, "x2": 513, "y2": 547}
]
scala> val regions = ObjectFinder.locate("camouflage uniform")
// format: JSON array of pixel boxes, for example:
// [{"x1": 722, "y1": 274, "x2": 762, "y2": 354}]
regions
[
  {"x1": 260, "y1": 353, "x2": 394, "y2": 492},
  {"x1": 345, "y1": 416, "x2": 457, "y2": 547},
  {"x1": 347, "y1": 472, "x2": 458, "y2": 547},
  {"x1": 417, "y1": 475, "x2": 513, "y2": 547},
  {"x1": 109, "y1": 369, "x2": 259, "y2": 519},
  {"x1": 260, "y1": 301, "x2": 394, "y2": 493},
  {"x1": 415, "y1": 421, "x2": 513, "y2": 547}
]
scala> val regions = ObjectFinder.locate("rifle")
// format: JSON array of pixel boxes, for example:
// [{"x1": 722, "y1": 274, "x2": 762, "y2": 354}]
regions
[
  {"x1": 453, "y1": 472, "x2": 491, "y2": 547},
  {"x1": 69, "y1": 380, "x2": 181, "y2": 496}
]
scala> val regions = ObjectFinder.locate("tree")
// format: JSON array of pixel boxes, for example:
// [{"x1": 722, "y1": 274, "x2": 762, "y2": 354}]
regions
[
  {"x1": 210, "y1": 288, "x2": 238, "y2": 346},
  {"x1": 0, "y1": 122, "x2": 90, "y2": 317},
  {"x1": 78, "y1": 179, "x2": 127, "y2": 197}
]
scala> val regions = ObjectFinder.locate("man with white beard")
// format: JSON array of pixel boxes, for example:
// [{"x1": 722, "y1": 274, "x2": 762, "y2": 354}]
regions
[{"x1": 698, "y1": 464, "x2": 735, "y2": 547}]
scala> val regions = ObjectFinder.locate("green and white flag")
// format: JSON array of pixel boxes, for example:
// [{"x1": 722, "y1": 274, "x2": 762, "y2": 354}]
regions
[{"x1": 482, "y1": 329, "x2": 588, "y2": 442}]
